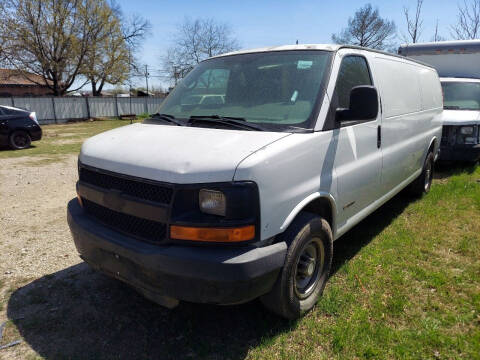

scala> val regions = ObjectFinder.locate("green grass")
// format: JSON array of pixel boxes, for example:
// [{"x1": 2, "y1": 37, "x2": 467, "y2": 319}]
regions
[
  {"x1": 246, "y1": 163, "x2": 480, "y2": 360},
  {"x1": 0, "y1": 118, "x2": 140, "y2": 160}
]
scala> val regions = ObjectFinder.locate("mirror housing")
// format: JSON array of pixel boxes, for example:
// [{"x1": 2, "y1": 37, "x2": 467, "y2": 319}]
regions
[{"x1": 336, "y1": 85, "x2": 379, "y2": 122}]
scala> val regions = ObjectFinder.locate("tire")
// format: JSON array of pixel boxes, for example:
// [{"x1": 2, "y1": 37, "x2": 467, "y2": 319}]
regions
[
  {"x1": 260, "y1": 212, "x2": 333, "y2": 320},
  {"x1": 408, "y1": 151, "x2": 434, "y2": 196},
  {"x1": 9, "y1": 130, "x2": 31, "y2": 150}
]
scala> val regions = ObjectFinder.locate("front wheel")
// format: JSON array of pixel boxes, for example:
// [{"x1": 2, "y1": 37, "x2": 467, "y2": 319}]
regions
[
  {"x1": 261, "y1": 212, "x2": 333, "y2": 320},
  {"x1": 9, "y1": 130, "x2": 31, "y2": 150}
]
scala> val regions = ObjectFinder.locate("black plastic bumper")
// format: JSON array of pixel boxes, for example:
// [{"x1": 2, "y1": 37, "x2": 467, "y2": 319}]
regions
[
  {"x1": 67, "y1": 199, "x2": 287, "y2": 305},
  {"x1": 439, "y1": 144, "x2": 480, "y2": 162},
  {"x1": 30, "y1": 126, "x2": 42, "y2": 141}
]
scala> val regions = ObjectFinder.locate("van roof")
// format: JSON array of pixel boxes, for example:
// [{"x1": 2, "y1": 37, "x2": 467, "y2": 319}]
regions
[{"x1": 211, "y1": 44, "x2": 434, "y2": 68}]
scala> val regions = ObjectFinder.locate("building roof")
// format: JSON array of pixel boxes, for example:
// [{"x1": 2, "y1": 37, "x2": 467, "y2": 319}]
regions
[{"x1": 0, "y1": 69, "x2": 51, "y2": 86}]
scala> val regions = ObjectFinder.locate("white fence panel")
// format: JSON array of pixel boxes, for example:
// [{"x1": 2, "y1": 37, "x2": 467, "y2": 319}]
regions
[
  {"x1": 0, "y1": 97, "x2": 13, "y2": 106},
  {"x1": 147, "y1": 98, "x2": 163, "y2": 114},
  {"x1": 2, "y1": 96, "x2": 165, "y2": 124},
  {"x1": 88, "y1": 97, "x2": 117, "y2": 117},
  {"x1": 54, "y1": 97, "x2": 88, "y2": 120},
  {"x1": 13, "y1": 97, "x2": 55, "y2": 121},
  {"x1": 117, "y1": 97, "x2": 147, "y2": 115}
]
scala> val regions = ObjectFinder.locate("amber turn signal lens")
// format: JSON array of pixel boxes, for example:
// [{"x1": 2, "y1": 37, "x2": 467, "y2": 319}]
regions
[
  {"x1": 170, "y1": 225, "x2": 255, "y2": 242},
  {"x1": 77, "y1": 193, "x2": 83, "y2": 207}
]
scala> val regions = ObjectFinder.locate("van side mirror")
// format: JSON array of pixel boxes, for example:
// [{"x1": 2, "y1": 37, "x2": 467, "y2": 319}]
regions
[{"x1": 336, "y1": 86, "x2": 379, "y2": 122}]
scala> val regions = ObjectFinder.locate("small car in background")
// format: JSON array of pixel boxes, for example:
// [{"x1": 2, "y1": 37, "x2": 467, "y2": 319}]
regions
[{"x1": 0, "y1": 105, "x2": 42, "y2": 150}]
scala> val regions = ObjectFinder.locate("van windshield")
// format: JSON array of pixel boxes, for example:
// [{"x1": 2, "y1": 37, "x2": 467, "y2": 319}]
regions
[
  {"x1": 442, "y1": 81, "x2": 480, "y2": 111},
  {"x1": 158, "y1": 51, "x2": 333, "y2": 132}
]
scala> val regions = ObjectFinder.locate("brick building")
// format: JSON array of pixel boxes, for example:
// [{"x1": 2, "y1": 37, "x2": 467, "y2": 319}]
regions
[{"x1": 0, "y1": 69, "x2": 53, "y2": 96}]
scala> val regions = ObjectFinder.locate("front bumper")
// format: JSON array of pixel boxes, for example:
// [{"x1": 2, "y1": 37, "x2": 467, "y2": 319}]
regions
[
  {"x1": 439, "y1": 144, "x2": 480, "y2": 162},
  {"x1": 30, "y1": 126, "x2": 42, "y2": 141},
  {"x1": 67, "y1": 199, "x2": 287, "y2": 305}
]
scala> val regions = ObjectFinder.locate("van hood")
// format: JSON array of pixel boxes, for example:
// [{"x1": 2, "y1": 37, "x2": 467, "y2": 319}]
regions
[
  {"x1": 442, "y1": 109, "x2": 480, "y2": 126},
  {"x1": 79, "y1": 123, "x2": 290, "y2": 184}
]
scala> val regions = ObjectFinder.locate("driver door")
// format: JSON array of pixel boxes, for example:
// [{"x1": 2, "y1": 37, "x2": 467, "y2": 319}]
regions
[{"x1": 331, "y1": 53, "x2": 383, "y2": 227}]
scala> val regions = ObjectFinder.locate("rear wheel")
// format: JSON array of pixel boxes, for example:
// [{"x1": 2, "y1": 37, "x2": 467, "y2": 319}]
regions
[
  {"x1": 9, "y1": 130, "x2": 31, "y2": 150},
  {"x1": 409, "y1": 151, "x2": 434, "y2": 196},
  {"x1": 261, "y1": 212, "x2": 333, "y2": 320}
]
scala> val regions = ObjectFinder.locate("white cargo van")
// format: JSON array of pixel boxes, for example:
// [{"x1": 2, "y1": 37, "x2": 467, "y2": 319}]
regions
[
  {"x1": 399, "y1": 40, "x2": 480, "y2": 162},
  {"x1": 68, "y1": 45, "x2": 443, "y2": 319}
]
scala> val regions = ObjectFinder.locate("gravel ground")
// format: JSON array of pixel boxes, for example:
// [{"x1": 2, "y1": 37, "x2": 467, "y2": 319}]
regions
[{"x1": 0, "y1": 154, "x2": 80, "y2": 281}]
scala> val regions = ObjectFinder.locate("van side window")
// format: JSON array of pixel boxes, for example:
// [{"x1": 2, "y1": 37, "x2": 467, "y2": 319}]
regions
[{"x1": 335, "y1": 56, "x2": 372, "y2": 109}]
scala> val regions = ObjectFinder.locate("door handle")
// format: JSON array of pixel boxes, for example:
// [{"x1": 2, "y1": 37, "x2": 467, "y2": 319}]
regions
[{"x1": 377, "y1": 125, "x2": 381, "y2": 149}]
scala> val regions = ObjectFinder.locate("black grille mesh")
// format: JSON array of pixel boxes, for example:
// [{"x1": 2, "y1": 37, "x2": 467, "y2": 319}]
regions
[
  {"x1": 83, "y1": 199, "x2": 167, "y2": 243},
  {"x1": 79, "y1": 167, "x2": 173, "y2": 204}
]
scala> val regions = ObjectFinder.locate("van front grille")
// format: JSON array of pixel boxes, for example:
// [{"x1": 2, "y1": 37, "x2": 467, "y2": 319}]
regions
[
  {"x1": 82, "y1": 199, "x2": 167, "y2": 244},
  {"x1": 79, "y1": 167, "x2": 173, "y2": 204}
]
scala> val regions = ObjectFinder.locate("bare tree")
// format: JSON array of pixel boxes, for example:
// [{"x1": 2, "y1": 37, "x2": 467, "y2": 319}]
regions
[
  {"x1": 163, "y1": 18, "x2": 240, "y2": 83},
  {"x1": 332, "y1": 4, "x2": 396, "y2": 50},
  {"x1": 121, "y1": 13, "x2": 151, "y2": 93},
  {"x1": 122, "y1": 13, "x2": 151, "y2": 53},
  {"x1": 403, "y1": 0, "x2": 424, "y2": 43},
  {"x1": 0, "y1": 0, "x2": 119, "y2": 95},
  {"x1": 432, "y1": 19, "x2": 446, "y2": 42},
  {"x1": 451, "y1": 0, "x2": 480, "y2": 39}
]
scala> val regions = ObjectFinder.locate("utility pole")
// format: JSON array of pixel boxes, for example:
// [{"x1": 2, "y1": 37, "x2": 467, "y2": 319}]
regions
[
  {"x1": 173, "y1": 66, "x2": 179, "y2": 86},
  {"x1": 144, "y1": 64, "x2": 150, "y2": 96},
  {"x1": 128, "y1": 50, "x2": 133, "y2": 119}
]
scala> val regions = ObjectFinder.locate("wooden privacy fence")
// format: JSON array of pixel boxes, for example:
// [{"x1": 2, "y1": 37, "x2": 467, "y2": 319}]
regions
[{"x1": 0, "y1": 96, "x2": 164, "y2": 124}]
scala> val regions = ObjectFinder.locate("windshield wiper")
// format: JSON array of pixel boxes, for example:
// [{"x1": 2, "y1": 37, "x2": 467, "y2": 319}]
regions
[
  {"x1": 148, "y1": 113, "x2": 185, "y2": 126},
  {"x1": 444, "y1": 106, "x2": 460, "y2": 110},
  {"x1": 188, "y1": 115, "x2": 265, "y2": 131}
]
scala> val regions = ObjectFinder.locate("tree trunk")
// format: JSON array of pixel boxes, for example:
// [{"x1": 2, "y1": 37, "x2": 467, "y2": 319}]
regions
[{"x1": 91, "y1": 80, "x2": 101, "y2": 96}]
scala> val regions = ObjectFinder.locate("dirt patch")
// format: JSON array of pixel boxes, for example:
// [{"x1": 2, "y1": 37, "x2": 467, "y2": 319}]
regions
[
  {"x1": 0, "y1": 155, "x2": 80, "y2": 279},
  {"x1": 50, "y1": 139, "x2": 83, "y2": 146},
  {"x1": 0, "y1": 155, "x2": 82, "y2": 358}
]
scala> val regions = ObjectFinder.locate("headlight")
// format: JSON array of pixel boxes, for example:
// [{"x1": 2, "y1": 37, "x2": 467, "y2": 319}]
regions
[
  {"x1": 460, "y1": 126, "x2": 474, "y2": 135},
  {"x1": 199, "y1": 189, "x2": 226, "y2": 216}
]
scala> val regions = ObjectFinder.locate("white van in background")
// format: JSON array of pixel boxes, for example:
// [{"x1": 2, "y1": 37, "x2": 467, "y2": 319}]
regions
[
  {"x1": 68, "y1": 44, "x2": 443, "y2": 319},
  {"x1": 399, "y1": 40, "x2": 480, "y2": 163}
]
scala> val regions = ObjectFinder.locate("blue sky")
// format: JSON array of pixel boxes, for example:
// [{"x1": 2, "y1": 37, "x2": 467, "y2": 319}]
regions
[{"x1": 115, "y1": 0, "x2": 460, "y2": 89}]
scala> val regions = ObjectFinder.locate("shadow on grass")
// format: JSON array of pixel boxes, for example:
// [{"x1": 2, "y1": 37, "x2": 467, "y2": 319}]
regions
[
  {"x1": 7, "y1": 264, "x2": 295, "y2": 360},
  {"x1": 434, "y1": 161, "x2": 477, "y2": 180},
  {"x1": 330, "y1": 190, "x2": 412, "y2": 276},
  {"x1": 0, "y1": 144, "x2": 37, "y2": 152},
  {"x1": 7, "y1": 191, "x2": 422, "y2": 360}
]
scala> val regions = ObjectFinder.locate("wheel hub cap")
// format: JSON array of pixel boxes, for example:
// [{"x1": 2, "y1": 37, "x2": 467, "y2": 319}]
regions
[
  {"x1": 298, "y1": 255, "x2": 316, "y2": 277},
  {"x1": 294, "y1": 239, "x2": 325, "y2": 299}
]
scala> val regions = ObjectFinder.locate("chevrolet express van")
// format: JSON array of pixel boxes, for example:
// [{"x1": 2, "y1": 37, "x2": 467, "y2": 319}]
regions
[
  {"x1": 68, "y1": 45, "x2": 443, "y2": 319},
  {"x1": 399, "y1": 40, "x2": 480, "y2": 162}
]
